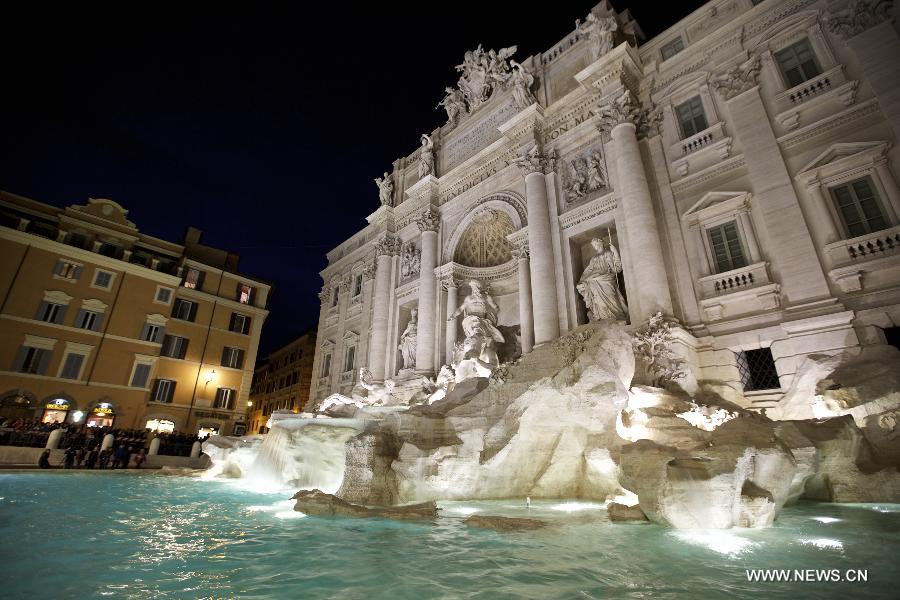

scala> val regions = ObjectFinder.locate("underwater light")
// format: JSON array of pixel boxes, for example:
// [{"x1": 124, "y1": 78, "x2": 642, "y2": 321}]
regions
[
  {"x1": 674, "y1": 531, "x2": 755, "y2": 556},
  {"x1": 800, "y1": 538, "x2": 843, "y2": 550},
  {"x1": 812, "y1": 517, "x2": 841, "y2": 524}
]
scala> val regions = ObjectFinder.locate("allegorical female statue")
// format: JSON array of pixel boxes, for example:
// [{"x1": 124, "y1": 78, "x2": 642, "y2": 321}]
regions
[
  {"x1": 398, "y1": 309, "x2": 418, "y2": 370},
  {"x1": 418, "y1": 134, "x2": 435, "y2": 179},
  {"x1": 576, "y1": 238, "x2": 628, "y2": 321}
]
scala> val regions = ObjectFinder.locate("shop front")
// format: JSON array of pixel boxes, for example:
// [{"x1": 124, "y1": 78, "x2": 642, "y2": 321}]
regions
[
  {"x1": 86, "y1": 402, "x2": 115, "y2": 428},
  {"x1": 41, "y1": 397, "x2": 71, "y2": 424}
]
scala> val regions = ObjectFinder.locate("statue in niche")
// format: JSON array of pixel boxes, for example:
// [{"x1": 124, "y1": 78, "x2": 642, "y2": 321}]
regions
[
  {"x1": 400, "y1": 242, "x2": 421, "y2": 279},
  {"x1": 447, "y1": 280, "x2": 504, "y2": 380},
  {"x1": 374, "y1": 171, "x2": 393, "y2": 207},
  {"x1": 437, "y1": 87, "x2": 466, "y2": 128},
  {"x1": 576, "y1": 238, "x2": 628, "y2": 321},
  {"x1": 509, "y1": 59, "x2": 536, "y2": 110},
  {"x1": 576, "y1": 13, "x2": 618, "y2": 60},
  {"x1": 398, "y1": 308, "x2": 418, "y2": 370},
  {"x1": 418, "y1": 134, "x2": 435, "y2": 179}
]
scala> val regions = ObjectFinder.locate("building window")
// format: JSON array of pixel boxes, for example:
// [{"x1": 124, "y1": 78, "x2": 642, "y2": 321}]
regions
[
  {"x1": 58, "y1": 353, "x2": 86, "y2": 380},
  {"x1": 161, "y1": 335, "x2": 189, "y2": 359},
  {"x1": 92, "y1": 270, "x2": 114, "y2": 290},
  {"x1": 675, "y1": 96, "x2": 708, "y2": 139},
  {"x1": 98, "y1": 242, "x2": 123, "y2": 259},
  {"x1": 14, "y1": 347, "x2": 51, "y2": 375},
  {"x1": 829, "y1": 177, "x2": 889, "y2": 238},
  {"x1": 331, "y1": 287, "x2": 340, "y2": 307},
  {"x1": 130, "y1": 361, "x2": 153, "y2": 388},
  {"x1": 54, "y1": 260, "x2": 82, "y2": 281},
  {"x1": 214, "y1": 388, "x2": 236, "y2": 410},
  {"x1": 66, "y1": 232, "x2": 89, "y2": 249},
  {"x1": 171, "y1": 298, "x2": 197, "y2": 321},
  {"x1": 660, "y1": 37, "x2": 684, "y2": 61},
  {"x1": 76, "y1": 310, "x2": 100, "y2": 331},
  {"x1": 736, "y1": 348, "x2": 780, "y2": 391},
  {"x1": 353, "y1": 274, "x2": 363, "y2": 297},
  {"x1": 774, "y1": 39, "x2": 822, "y2": 88},
  {"x1": 321, "y1": 353, "x2": 332, "y2": 378},
  {"x1": 183, "y1": 268, "x2": 204, "y2": 290},
  {"x1": 237, "y1": 283, "x2": 254, "y2": 304},
  {"x1": 344, "y1": 346, "x2": 356, "y2": 373},
  {"x1": 707, "y1": 221, "x2": 748, "y2": 273},
  {"x1": 230, "y1": 313, "x2": 251, "y2": 334},
  {"x1": 141, "y1": 323, "x2": 163, "y2": 343},
  {"x1": 151, "y1": 379, "x2": 177, "y2": 403},
  {"x1": 38, "y1": 302, "x2": 65, "y2": 324},
  {"x1": 155, "y1": 286, "x2": 173, "y2": 304},
  {"x1": 221, "y1": 346, "x2": 245, "y2": 369}
]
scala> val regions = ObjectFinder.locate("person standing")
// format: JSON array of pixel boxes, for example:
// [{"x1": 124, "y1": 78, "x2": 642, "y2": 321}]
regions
[
  {"x1": 134, "y1": 448, "x2": 146, "y2": 469},
  {"x1": 38, "y1": 449, "x2": 52, "y2": 469},
  {"x1": 63, "y1": 446, "x2": 76, "y2": 469}
]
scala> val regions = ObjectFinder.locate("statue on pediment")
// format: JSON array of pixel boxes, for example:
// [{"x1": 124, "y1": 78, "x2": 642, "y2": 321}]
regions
[
  {"x1": 576, "y1": 13, "x2": 618, "y2": 60},
  {"x1": 418, "y1": 134, "x2": 435, "y2": 179},
  {"x1": 509, "y1": 60, "x2": 536, "y2": 110},
  {"x1": 455, "y1": 45, "x2": 517, "y2": 112},
  {"x1": 374, "y1": 171, "x2": 394, "y2": 207},
  {"x1": 437, "y1": 87, "x2": 466, "y2": 128}
]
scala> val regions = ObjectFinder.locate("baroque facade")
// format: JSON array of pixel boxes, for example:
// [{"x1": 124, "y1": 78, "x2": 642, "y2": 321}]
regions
[
  {"x1": 0, "y1": 192, "x2": 270, "y2": 435},
  {"x1": 310, "y1": 0, "x2": 900, "y2": 412}
]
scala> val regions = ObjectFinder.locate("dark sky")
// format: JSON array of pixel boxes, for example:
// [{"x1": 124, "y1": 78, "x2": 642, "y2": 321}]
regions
[{"x1": 1, "y1": 1, "x2": 705, "y2": 356}]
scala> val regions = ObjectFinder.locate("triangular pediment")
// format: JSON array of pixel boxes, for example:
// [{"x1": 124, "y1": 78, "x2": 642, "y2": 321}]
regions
[
  {"x1": 799, "y1": 141, "x2": 889, "y2": 174},
  {"x1": 682, "y1": 191, "x2": 749, "y2": 220}
]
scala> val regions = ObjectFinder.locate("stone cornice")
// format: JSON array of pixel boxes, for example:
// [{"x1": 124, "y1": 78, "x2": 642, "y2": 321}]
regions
[{"x1": 574, "y1": 42, "x2": 643, "y2": 96}]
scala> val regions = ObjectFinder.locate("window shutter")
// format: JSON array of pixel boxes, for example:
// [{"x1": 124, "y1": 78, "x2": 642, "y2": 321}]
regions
[
  {"x1": 161, "y1": 335, "x2": 172, "y2": 357},
  {"x1": 93, "y1": 313, "x2": 105, "y2": 332},
  {"x1": 55, "y1": 305, "x2": 68, "y2": 325},
  {"x1": 75, "y1": 309, "x2": 87, "y2": 329},
  {"x1": 150, "y1": 379, "x2": 160, "y2": 400},
  {"x1": 179, "y1": 338, "x2": 189, "y2": 359},
  {"x1": 11, "y1": 347, "x2": 29, "y2": 372},
  {"x1": 168, "y1": 380, "x2": 177, "y2": 402},
  {"x1": 221, "y1": 347, "x2": 229, "y2": 367},
  {"x1": 73, "y1": 266, "x2": 83, "y2": 280},
  {"x1": 188, "y1": 302, "x2": 198, "y2": 322},
  {"x1": 229, "y1": 313, "x2": 237, "y2": 332},
  {"x1": 249, "y1": 287, "x2": 256, "y2": 305},
  {"x1": 155, "y1": 326, "x2": 165, "y2": 341},
  {"x1": 237, "y1": 349, "x2": 245, "y2": 369},
  {"x1": 243, "y1": 316, "x2": 251, "y2": 334},
  {"x1": 37, "y1": 349, "x2": 52, "y2": 375},
  {"x1": 196, "y1": 271, "x2": 206, "y2": 291},
  {"x1": 140, "y1": 323, "x2": 151, "y2": 341},
  {"x1": 35, "y1": 301, "x2": 49, "y2": 321}
]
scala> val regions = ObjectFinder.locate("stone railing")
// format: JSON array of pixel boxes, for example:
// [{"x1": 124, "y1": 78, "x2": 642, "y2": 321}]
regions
[
  {"x1": 670, "y1": 122, "x2": 727, "y2": 159},
  {"x1": 698, "y1": 261, "x2": 771, "y2": 298},
  {"x1": 542, "y1": 29, "x2": 583, "y2": 64},
  {"x1": 825, "y1": 225, "x2": 900, "y2": 266}
]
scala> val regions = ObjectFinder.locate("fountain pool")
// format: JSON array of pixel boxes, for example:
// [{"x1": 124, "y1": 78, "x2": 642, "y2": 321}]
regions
[{"x1": 1, "y1": 471, "x2": 899, "y2": 599}]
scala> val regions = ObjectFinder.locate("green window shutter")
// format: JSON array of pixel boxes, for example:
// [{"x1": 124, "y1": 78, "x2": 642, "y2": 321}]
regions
[
  {"x1": 11, "y1": 347, "x2": 30, "y2": 372},
  {"x1": 37, "y1": 349, "x2": 52, "y2": 375},
  {"x1": 35, "y1": 301, "x2": 49, "y2": 321},
  {"x1": 54, "y1": 305, "x2": 68, "y2": 325}
]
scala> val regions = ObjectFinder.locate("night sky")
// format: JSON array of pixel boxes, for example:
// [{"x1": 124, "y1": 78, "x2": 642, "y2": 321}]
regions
[{"x1": 1, "y1": 1, "x2": 706, "y2": 355}]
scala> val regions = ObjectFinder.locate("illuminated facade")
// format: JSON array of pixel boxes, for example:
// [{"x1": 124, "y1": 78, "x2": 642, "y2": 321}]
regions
[
  {"x1": 247, "y1": 330, "x2": 317, "y2": 433},
  {"x1": 0, "y1": 192, "x2": 270, "y2": 435}
]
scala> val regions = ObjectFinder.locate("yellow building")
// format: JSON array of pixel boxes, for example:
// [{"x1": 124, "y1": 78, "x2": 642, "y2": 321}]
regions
[
  {"x1": 0, "y1": 191, "x2": 270, "y2": 436},
  {"x1": 247, "y1": 330, "x2": 316, "y2": 434}
]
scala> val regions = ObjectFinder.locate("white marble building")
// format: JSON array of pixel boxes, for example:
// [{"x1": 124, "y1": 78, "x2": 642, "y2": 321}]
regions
[{"x1": 308, "y1": 0, "x2": 900, "y2": 411}]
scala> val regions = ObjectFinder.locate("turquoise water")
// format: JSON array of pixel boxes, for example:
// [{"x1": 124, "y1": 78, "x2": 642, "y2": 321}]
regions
[{"x1": 1, "y1": 472, "x2": 899, "y2": 599}]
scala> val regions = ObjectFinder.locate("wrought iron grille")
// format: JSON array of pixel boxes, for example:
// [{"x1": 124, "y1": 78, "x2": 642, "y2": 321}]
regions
[{"x1": 736, "y1": 348, "x2": 780, "y2": 391}]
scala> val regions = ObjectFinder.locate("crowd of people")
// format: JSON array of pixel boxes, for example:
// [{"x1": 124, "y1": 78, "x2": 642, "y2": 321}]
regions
[{"x1": 0, "y1": 418, "x2": 205, "y2": 467}]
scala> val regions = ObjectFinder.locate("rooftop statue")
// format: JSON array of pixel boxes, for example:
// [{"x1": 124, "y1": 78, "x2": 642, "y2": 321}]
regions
[
  {"x1": 576, "y1": 13, "x2": 618, "y2": 60},
  {"x1": 509, "y1": 59, "x2": 536, "y2": 110},
  {"x1": 454, "y1": 45, "x2": 517, "y2": 113},
  {"x1": 374, "y1": 171, "x2": 394, "y2": 207},
  {"x1": 418, "y1": 134, "x2": 435, "y2": 179},
  {"x1": 437, "y1": 87, "x2": 466, "y2": 129}
]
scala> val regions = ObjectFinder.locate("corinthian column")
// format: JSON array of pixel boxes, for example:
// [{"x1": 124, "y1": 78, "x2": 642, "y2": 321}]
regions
[
  {"x1": 512, "y1": 242, "x2": 534, "y2": 354},
  {"x1": 442, "y1": 275, "x2": 458, "y2": 363},
  {"x1": 415, "y1": 208, "x2": 440, "y2": 375},
  {"x1": 597, "y1": 90, "x2": 673, "y2": 319},
  {"x1": 368, "y1": 235, "x2": 399, "y2": 381},
  {"x1": 513, "y1": 146, "x2": 560, "y2": 344}
]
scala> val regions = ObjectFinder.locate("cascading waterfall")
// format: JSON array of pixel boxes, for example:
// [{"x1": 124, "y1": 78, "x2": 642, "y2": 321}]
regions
[{"x1": 205, "y1": 417, "x2": 368, "y2": 493}]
